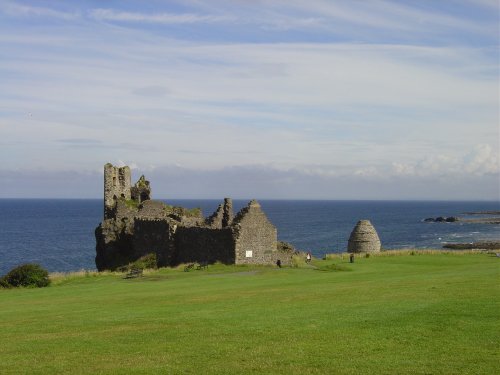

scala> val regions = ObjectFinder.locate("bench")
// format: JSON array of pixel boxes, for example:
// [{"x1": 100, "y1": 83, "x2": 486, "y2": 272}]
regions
[
  {"x1": 184, "y1": 262, "x2": 208, "y2": 271},
  {"x1": 197, "y1": 261, "x2": 208, "y2": 270},
  {"x1": 124, "y1": 268, "x2": 143, "y2": 279}
]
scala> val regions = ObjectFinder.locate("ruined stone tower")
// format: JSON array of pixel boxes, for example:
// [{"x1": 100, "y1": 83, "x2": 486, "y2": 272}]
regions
[
  {"x1": 222, "y1": 198, "x2": 234, "y2": 228},
  {"x1": 104, "y1": 163, "x2": 131, "y2": 219},
  {"x1": 96, "y1": 163, "x2": 293, "y2": 271},
  {"x1": 131, "y1": 175, "x2": 151, "y2": 204},
  {"x1": 347, "y1": 220, "x2": 381, "y2": 253}
]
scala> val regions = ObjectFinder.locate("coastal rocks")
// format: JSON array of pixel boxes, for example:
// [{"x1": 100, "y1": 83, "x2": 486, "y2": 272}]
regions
[
  {"x1": 347, "y1": 220, "x2": 381, "y2": 253},
  {"x1": 424, "y1": 216, "x2": 458, "y2": 223},
  {"x1": 443, "y1": 241, "x2": 500, "y2": 250}
]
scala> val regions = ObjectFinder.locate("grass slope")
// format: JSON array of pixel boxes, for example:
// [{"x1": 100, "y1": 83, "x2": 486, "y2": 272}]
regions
[{"x1": 0, "y1": 253, "x2": 498, "y2": 374}]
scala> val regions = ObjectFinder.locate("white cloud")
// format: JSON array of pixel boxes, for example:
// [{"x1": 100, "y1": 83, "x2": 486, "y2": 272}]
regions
[
  {"x1": 0, "y1": 2, "x2": 78, "y2": 20},
  {"x1": 391, "y1": 144, "x2": 499, "y2": 178},
  {"x1": 465, "y1": 0, "x2": 499, "y2": 9},
  {"x1": 0, "y1": 36, "x2": 497, "y2": 178},
  {"x1": 463, "y1": 144, "x2": 499, "y2": 175},
  {"x1": 354, "y1": 167, "x2": 380, "y2": 178},
  {"x1": 117, "y1": 160, "x2": 139, "y2": 170},
  {"x1": 2, "y1": 160, "x2": 498, "y2": 199},
  {"x1": 89, "y1": 8, "x2": 233, "y2": 24},
  {"x1": 0, "y1": 1, "x2": 498, "y2": 199},
  {"x1": 185, "y1": 0, "x2": 496, "y2": 36}
]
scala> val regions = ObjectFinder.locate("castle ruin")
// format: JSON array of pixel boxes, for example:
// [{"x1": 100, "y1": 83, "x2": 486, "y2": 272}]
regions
[{"x1": 95, "y1": 163, "x2": 292, "y2": 270}]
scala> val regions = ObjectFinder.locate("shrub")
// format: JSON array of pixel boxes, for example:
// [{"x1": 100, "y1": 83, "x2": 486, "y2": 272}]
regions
[
  {"x1": 277, "y1": 241, "x2": 296, "y2": 253},
  {"x1": 122, "y1": 198, "x2": 140, "y2": 209},
  {"x1": 291, "y1": 254, "x2": 307, "y2": 268},
  {"x1": 0, "y1": 277, "x2": 12, "y2": 289},
  {"x1": 132, "y1": 253, "x2": 157, "y2": 270},
  {"x1": 3, "y1": 263, "x2": 50, "y2": 288},
  {"x1": 118, "y1": 253, "x2": 158, "y2": 272}
]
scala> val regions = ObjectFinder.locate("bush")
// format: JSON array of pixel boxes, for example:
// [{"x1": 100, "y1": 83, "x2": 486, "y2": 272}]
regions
[
  {"x1": 3, "y1": 263, "x2": 50, "y2": 288},
  {"x1": 277, "y1": 241, "x2": 296, "y2": 253},
  {"x1": 118, "y1": 253, "x2": 158, "y2": 272},
  {"x1": 0, "y1": 277, "x2": 12, "y2": 289},
  {"x1": 132, "y1": 253, "x2": 157, "y2": 270}
]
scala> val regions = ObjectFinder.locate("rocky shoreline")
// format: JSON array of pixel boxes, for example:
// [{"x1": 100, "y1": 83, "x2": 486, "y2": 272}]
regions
[
  {"x1": 463, "y1": 211, "x2": 500, "y2": 215},
  {"x1": 423, "y1": 212, "x2": 500, "y2": 224},
  {"x1": 458, "y1": 217, "x2": 500, "y2": 224},
  {"x1": 443, "y1": 241, "x2": 500, "y2": 250}
]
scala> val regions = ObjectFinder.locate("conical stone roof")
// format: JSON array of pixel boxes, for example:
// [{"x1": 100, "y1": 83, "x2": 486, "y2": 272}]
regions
[{"x1": 347, "y1": 220, "x2": 381, "y2": 253}]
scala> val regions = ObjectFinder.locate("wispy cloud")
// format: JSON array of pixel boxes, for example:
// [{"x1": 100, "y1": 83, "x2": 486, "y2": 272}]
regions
[
  {"x1": 465, "y1": 0, "x2": 500, "y2": 9},
  {"x1": 131, "y1": 86, "x2": 169, "y2": 98},
  {"x1": 0, "y1": 35, "x2": 496, "y2": 171},
  {"x1": 89, "y1": 8, "x2": 234, "y2": 24},
  {"x1": 0, "y1": 0, "x2": 498, "y2": 199},
  {"x1": 0, "y1": 1, "x2": 78, "y2": 20},
  {"x1": 181, "y1": 0, "x2": 497, "y2": 37}
]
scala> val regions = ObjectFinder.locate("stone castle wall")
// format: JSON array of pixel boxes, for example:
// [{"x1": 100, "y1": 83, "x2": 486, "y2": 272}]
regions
[
  {"x1": 137, "y1": 200, "x2": 168, "y2": 219},
  {"x1": 96, "y1": 164, "x2": 284, "y2": 270},
  {"x1": 233, "y1": 200, "x2": 278, "y2": 265},
  {"x1": 133, "y1": 218, "x2": 176, "y2": 267},
  {"x1": 95, "y1": 218, "x2": 134, "y2": 271},
  {"x1": 174, "y1": 227, "x2": 235, "y2": 265}
]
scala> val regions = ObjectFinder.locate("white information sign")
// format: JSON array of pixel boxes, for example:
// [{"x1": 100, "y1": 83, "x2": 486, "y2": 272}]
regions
[{"x1": 245, "y1": 250, "x2": 253, "y2": 258}]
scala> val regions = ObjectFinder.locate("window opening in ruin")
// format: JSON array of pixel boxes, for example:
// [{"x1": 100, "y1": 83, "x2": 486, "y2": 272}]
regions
[{"x1": 113, "y1": 177, "x2": 116, "y2": 187}]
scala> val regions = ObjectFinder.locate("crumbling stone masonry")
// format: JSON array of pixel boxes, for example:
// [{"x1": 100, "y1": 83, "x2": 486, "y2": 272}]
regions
[
  {"x1": 104, "y1": 163, "x2": 131, "y2": 219},
  {"x1": 95, "y1": 163, "x2": 292, "y2": 270}
]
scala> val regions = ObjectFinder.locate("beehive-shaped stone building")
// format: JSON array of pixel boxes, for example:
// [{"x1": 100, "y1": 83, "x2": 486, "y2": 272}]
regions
[{"x1": 347, "y1": 220, "x2": 381, "y2": 253}]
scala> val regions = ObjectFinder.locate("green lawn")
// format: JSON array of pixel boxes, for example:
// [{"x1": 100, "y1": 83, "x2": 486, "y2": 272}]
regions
[{"x1": 1, "y1": 253, "x2": 498, "y2": 374}]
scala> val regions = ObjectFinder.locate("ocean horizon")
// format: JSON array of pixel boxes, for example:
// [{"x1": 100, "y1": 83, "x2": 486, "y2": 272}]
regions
[{"x1": 0, "y1": 199, "x2": 498, "y2": 275}]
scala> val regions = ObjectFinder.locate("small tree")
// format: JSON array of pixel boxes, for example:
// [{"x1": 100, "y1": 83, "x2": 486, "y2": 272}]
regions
[{"x1": 3, "y1": 263, "x2": 51, "y2": 288}]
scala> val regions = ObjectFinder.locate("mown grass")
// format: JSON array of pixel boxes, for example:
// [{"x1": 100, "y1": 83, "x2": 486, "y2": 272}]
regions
[{"x1": 1, "y1": 253, "x2": 498, "y2": 374}]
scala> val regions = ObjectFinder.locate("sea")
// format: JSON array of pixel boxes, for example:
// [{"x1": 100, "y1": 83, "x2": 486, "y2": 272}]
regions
[{"x1": 0, "y1": 199, "x2": 498, "y2": 275}]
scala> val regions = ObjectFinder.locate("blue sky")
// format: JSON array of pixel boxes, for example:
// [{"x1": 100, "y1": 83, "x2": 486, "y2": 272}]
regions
[{"x1": 0, "y1": 0, "x2": 498, "y2": 199}]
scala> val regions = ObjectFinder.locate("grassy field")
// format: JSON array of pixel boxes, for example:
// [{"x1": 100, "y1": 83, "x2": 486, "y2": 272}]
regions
[{"x1": 1, "y1": 252, "x2": 498, "y2": 374}]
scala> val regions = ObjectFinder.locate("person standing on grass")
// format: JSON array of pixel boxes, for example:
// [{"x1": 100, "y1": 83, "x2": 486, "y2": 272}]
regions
[{"x1": 306, "y1": 252, "x2": 312, "y2": 263}]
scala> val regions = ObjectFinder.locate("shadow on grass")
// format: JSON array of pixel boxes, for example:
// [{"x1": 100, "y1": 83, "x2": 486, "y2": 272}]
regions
[{"x1": 314, "y1": 263, "x2": 352, "y2": 272}]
